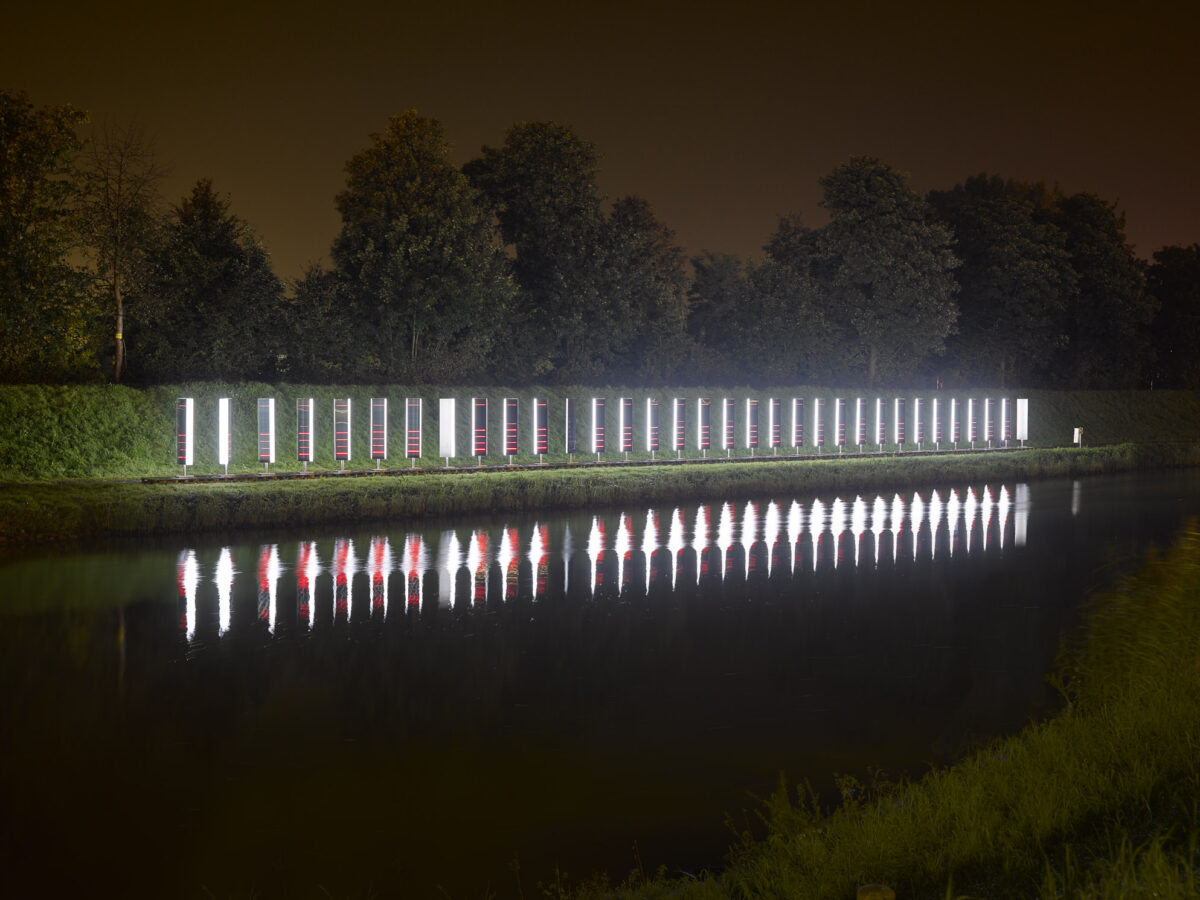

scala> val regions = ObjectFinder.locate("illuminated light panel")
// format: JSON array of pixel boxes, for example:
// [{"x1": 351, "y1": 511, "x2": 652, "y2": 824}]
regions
[
  {"x1": 592, "y1": 397, "x2": 606, "y2": 454},
  {"x1": 950, "y1": 398, "x2": 961, "y2": 444},
  {"x1": 874, "y1": 397, "x2": 885, "y2": 447},
  {"x1": 405, "y1": 398, "x2": 422, "y2": 459},
  {"x1": 671, "y1": 398, "x2": 686, "y2": 453},
  {"x1": 472, "y1": 398, "x2": 488, "y2": 458},
  {"x1": 1016, "y1": 398, "x2": 1029, "y2": 442},
  {"x1": 769, "y1": 398, "x2": 781, "y2": 448},
  {"x1": 503, "y1": 397, "x2": 519, "y2": 457},
  {"x1": 257, "y1": 397, "x2": 276, "y2": 464},
  {"x1": 984, "y1": 398, "x2": 994, "y2": 445},
  {"x1": 812, "y1": 397, "x2": 824, "y2": 448},
  {"x1": 176, "y1": 397, "x2": 194, "y2": 468},
  {"x1": 564, "y1": 398, "x2": 577, "y2": 454},
  {"x1": 333, "y1": 398, "x2": 351, "y2": 461},
  {"x1": 645, "y1": 398, "x2": 660, "y2": 453},
  {"x1": 791, "y1": 398, "x2": 804, "y2": 448},
  {"x1": 855, "y1": 398, "x2": 866, "y2": 447},
  {"x1": 1001, "y1": 398, "x2": 1011, "y2": 444},
  {"x1": 720, "y1": 398, "x2": 735, "y2": 452},
  {"x1": 834, "y1": 398, "x2": 846, "y2": 448},
  {"x1": 370, "y1": 397, "x2": 388, "y2": 461},
  {"x1": 438, "y1": 399, "x2": 456, "y2": 460},
  {"x1": 894, "y1": 397, "x2": 905, "y2": 446},
  {"x1": 533, "y1": 398, "x2": 549, "y2": 456},
  {"x1": 746, "y1": 398, "x2": 759, "y2": 450},
  {"x1": 913, "y1": 397, "x2": 924, "y2": 446},
  {"x1": 968, "y1": 398, "x2": 978, "y2": 444},
  {"x1": 217, "y1": 398, "x2": 231, "y2": 468},
  {"x1": 619, "y1": 397, "x2": 633, "y2": 454},
  {"x1": 697, "y1": 398, "x2": 711, "y2": 451},
  {"x1": 296, "y1": 398, "x2": 314, "y2": 463},
  {"x1": 932, "y1": 397, "x2": 943, "y2": 445}
]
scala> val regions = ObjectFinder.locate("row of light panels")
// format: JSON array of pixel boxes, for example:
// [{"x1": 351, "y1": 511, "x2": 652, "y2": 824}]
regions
[{"x1": 175, "y1": 396, "x2": 1031, "y2": 471}]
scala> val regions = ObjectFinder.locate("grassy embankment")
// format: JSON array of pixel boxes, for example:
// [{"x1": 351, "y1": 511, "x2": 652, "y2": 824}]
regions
[
  {"x1": 564, "y1": 528, "x2": 1200, "y2": 900},
  {"x1": 1, "y1": 384, "x2": 1198, "y2": 543}
]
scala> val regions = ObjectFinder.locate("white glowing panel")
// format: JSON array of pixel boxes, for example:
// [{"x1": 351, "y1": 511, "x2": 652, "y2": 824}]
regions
[
  {"x1": 984, "y1": 398, "x2": 993, "y2": 443},
  {"x1": 855, "y1": 398, "x2": 865, "y2": 446},
  {"x1": 256, "y1": 397, "x2": 275, "y2": 463},
  {"x1": 439, "y1": 398, "x2": 456, "y2": 458},
  {"x1": 217, "y1": 398, "x2": 230, "y2": 466},
  {"x1": 1001, "y1": 398, "x2": 1011, "y2": 443},
  {"x1": 875, "y1": 398, "x2": 885, "y2": 446},
  {"x1": 893, "y1": 398, "x2": 905, "y2": 446},
  {"x1": 913, "y1": 397, "x2": 923, "y2": 444},
  {"x1": 812, "y1": 398, "x2": 824, "y2": 447},
  {"x1": 932, "y1": 397, "x2": 942, "y2": 443},
  {"x1": 1016, "y1": 398, "x2": 1029, "y2": 441},
  {"x1": 967, "y1": 399, "x2": 977, "y2": 443}
]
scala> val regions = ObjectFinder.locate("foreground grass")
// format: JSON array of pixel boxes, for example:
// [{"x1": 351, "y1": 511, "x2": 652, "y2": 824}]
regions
[
  {"x1": 3, "y1": 444, "x2": 1198, "y2": 544},
  {"x1": 566, "y1": 529, "x2": 1200, "y2": 900}
]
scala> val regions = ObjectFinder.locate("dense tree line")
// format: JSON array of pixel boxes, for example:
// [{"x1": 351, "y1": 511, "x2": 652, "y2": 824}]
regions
[{"x1": 2, "y1": 88, "x2": 1196, "y2": 388}]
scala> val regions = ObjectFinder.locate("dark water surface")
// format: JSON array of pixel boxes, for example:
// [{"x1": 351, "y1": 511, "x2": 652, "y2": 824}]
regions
[{"x1": 3, "y1": 469, "x2": 1199, "y2": 898}]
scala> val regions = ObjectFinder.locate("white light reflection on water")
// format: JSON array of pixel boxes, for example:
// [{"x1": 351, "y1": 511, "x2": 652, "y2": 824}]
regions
[
  {"x1": 667, "y1": 507, "x2": 685, "y2": 590},
  {"x1": 171, "y1": 481, "x2": 1037, "y2": 641},
  {"x1": 438, "y1": 531, "x2": 462, "y2": 608},
  {"x1": 176, "y1": 549, "x2": 198, "y2": 641},
  {"x1": 216, "y1": 547, "x2": 234, "y2": 635},
  {"x1": 763, "y1": 501, "x2": 781, "y2": 577},
  {"x1": 642, "y1": 511, "x2": 658, "y2": 594}
]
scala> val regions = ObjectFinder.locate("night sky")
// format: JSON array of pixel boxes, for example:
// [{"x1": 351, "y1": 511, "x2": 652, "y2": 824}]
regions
[{"x1": 8, "y1": 0, "x2": 1198, "y2": 279}]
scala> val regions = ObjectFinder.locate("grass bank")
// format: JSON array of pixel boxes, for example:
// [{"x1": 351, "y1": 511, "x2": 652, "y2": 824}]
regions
[
  {"x1": 2, "y1": 443, "x2": 1199, "y2": 544},
  {"x1": 568, "y1": 528, "x2": 1200, "y2": 899},
  {"x1": 2, "y1": 384, "x2": 1199, "y2": 480}
]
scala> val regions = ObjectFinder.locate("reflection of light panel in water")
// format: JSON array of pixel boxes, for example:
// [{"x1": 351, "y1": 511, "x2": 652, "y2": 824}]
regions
[
  {"x1": 641, "y1": 510, "x2": 658, "y2": 593},
  {"x1": 809, "y1": 498, "x2": 826, "y2": 572},
  {"x1": 332, "y1": 539, "x2": 356, "y2": 621},
  {"x1": 436, "y1": 530, "x2": 461, "y2": 608},
  {"x1": 981, "y1": 487, "x2": 994, "y2": 552},
  {"x1": 716, "y1": 502, "x2": 735, "y2": 578},
  {"x1": 615, "y1": 513, "x2": 634, "y2": 591},
  {"x1": 216, "y1": 547, "x2": 234, "y2": 635},
  {"x1": 257, "y1": 544, "x2": 281, "y2": 633},
  {"x1": 831, "y1": 498, "x2": 849, "y2": 569},
  {"x1": 1015, "y1": 483, "x2": 1030, "y2": 546},
  {"x1": 296, "y1": 541, "x2": 319, "y2": 628},
  {"x1": 786, "y1": 500, "x2": 803, "y2": 575},
  {"x1": 368, "y1": 537, "x2": 393, "y2": 617},
  {"x1": 850, "y1": 496, "x2": 867, "y2": 567},
  {"x1": 964, "y1": 487, "x2": 978, "y2": 554},
  {"x1": 177, "y1": 549, "x2": 198, "y2": 641},
  {"x1": 740, "y1": 501, "x2": 758, "y2": 579},
  {"x1": 561, "y1": 524, "x2": 573, "y2": 595},
  {"x1": 871, "y1": 495, "x2": 888, "y2": 567},
  {"x1": 891, "y1": 494, "x2": 906, "y2": 564},
  {"x1": 693, "y1": 505, "x2": 711, "y2": 584},
  {"x1": 405, "y1": 534, "x2": 429, "y2": 609},
  {"x1": 763, "y1": 501, "x2": 781, "y2": 576},
  {"x1": 997, "y1": 486, "x2": 1011, "y2": 550},
  {"x1": 587, "y1": 516, "x2": 607, "y2": 595},
  {"x1": 469, "y1": 530, "x2": 489, "y2": 605},
  {"x1": 667, "y1": 508, "x2": 685, "y2": 590},
  {"x1": 910, "y1": 492, "x2": 925, "y2": 561},
  {"x1": 947, "y1": 490, "x2": 962, "y2": 557},
  {"x1": 533, "y1": 524, "x2": 550, "y2": 599},
  {"x1": 498, "y1": 528, "x2": 519, "y2": 601},
  {"x1": 929, "y1": 490, "x2": 944, "y2": 561}
]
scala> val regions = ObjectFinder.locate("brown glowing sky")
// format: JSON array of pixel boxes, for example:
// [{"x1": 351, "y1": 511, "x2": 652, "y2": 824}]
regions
[{"x1": 7, "y1": 0, "x2": 1198, "y2": 280}]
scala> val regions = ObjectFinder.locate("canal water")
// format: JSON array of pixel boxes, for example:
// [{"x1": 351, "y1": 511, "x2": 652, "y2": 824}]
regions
[{"x1": 2, "y1": 469, "x2": 1199, "y2": 898}]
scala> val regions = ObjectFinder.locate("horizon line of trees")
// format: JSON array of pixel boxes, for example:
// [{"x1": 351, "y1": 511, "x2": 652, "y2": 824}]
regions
[{"x1": 3, "y1": 88, "x2": 1198, "y2": 390}]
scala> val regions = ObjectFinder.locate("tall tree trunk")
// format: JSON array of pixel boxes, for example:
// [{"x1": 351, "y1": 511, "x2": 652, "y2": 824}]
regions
[{"x1": 114, "y1": 275, "x2": 124, "y2": 383}]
